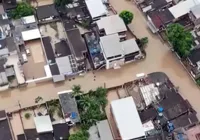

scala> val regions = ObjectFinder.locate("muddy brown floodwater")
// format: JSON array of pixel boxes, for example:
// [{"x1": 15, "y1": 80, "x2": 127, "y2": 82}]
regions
[{"x1": 1, "y1": 0, "x2": 200, "y2": 119}]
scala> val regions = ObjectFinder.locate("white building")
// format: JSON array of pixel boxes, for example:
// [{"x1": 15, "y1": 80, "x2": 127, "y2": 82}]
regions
[
  {"x1": 169, "y1": 0, "x2": 200, "y2": 19},
  {"x1": 34, "y1": 115, "x2": 53, "y2": 133},
  {"x1": 100, "y1": 34, "x2": 141, "y2": 69},
  {"x1": 96, "y1": 15, "x2": 127, "y2": 40},
  {"x1": 111, "y1": 97, "x2": 145, "y2": 140},
  {"x1": 85, "y1": 0, "x2": 108, "y2": 20}
]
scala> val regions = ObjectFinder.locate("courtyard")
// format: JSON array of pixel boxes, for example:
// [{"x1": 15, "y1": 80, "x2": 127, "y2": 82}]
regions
[
  {"x1": 22, "y1": 39, "x2": 46, "y2": 80},
  {"x1": 1, "y1": 0, "x2": 200, "y2": 122}
]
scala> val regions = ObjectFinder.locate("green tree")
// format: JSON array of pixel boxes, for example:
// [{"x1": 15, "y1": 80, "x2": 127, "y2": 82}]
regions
[
  {"x1": 72, "y1": 85, "x2": 82, "y2": 97},
  {"x1": 55, "y1": 0, "x2": 73, "y2": 7},
  {"x1": 69, "y1": 130, "x2": 89, "y2": 140},
  {"x1": 10, "y1": 2, "x2": 34, "y2": 19},
  {"x1": 166, "y1": 23, "x2": 193, "y2": 58},
  {"x1": 119, "y1": 10, "x2": 134, "y2": 25}
]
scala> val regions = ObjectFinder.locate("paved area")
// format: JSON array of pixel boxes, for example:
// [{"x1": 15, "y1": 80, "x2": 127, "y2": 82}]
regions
[
  {"x1": 23, "y1": 40, "x2": 46, "y2": 80},
  {"x1": 0, "y1": 0, "x2": 200, "y2": 122}
]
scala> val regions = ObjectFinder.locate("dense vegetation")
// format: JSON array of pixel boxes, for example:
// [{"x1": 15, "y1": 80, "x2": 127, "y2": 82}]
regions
[
  {"x1": 10, "y1": 2, "x2": 34, "y2": 19},
  {"x1": 166, "y1": 23, "x2": 193, "y2": 58},
  {"x1": 119, "y1": 10, "x2": 134, "y2": 25},
  {"x1": 69, "y1": 86, "x2": 108, "y2": 139}
]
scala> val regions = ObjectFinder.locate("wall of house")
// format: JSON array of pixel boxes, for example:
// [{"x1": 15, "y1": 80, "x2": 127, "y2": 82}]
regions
[
  {"x1": 189, "y1": 12, "x2": 200, "y2": 26},
  {"x1": 106, "y1": 58, "x2": 124, "y2": 69}
]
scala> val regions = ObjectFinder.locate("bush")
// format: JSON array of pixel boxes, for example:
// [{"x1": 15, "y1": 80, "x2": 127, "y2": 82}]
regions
[
  {"x1": 25, "y1": 113, "x2": 31, "y2": 119},
  {"x1": 69, "y1": 130, "x2": 89, "y2": 140},
  {"x1": 10, "y1": 2, "x2": 34, "y2": 19},
  {"x1": 119, "y1": 10, "x2": 134, "y2": 25},
  {"x1": 196, "y1": 79, "x2": 200, "y2": 86}
]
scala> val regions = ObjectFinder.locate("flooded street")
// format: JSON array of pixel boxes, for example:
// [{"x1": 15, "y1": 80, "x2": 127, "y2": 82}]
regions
[{"x1": 1, "y1": 0, "x2": 200, "y2": 120}]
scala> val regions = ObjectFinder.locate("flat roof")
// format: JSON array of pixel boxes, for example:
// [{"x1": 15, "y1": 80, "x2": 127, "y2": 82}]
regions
[
  {"x1": 58, "y1": 90, "x2": 80, "y2": 123},
  {"x1": 53, "y1": 124, "x2": 69, "y2": 140},
  {"x1": 42, "y1": 37, "x2": 55, "y2": 63},
  {"x1": 66, "y1": 28, "x2": 87, "y2": 60},
  {"x1": 22, "y1": 15, "x2": 36, "y2": 24},
  {"x1": 188, "y1": 47, "x2": 200, "y2": 65},
  {"x1": 111, "y1": 97, "x2": 145, "y2": 140},
  {"x1": 55, "y1": 40, "x2": 71, "y2": 57},
  {"x1": 34, "y1": 115, "x2": 53, "y2": 133},
  {"x1": 148, "y1": 9, "x2": 174, "y2": 28},
  {"x1": 36, "y1": 4, "x2": 59, "y2": 20},
  {"x1": 96, "y1": 120, "x2": 114, "y2": 140},
  {"x1": 100, "y1": 34, "x2": 123, "y2": 58},
  {"x1": 97, "y1": 15, "x2": 127, "y2": 35},
  {"x1": 121, "y1": 39, "x2": 140, "y2": 55},
  {"x1": 85, "y1": 0, "x2": 107, "y2": 19},
  {"x1": 0, "y1": 111, "x2": 13, "y2": 140},
  {"x1": 169, "y1": 0, "x2": 200, "y2": 18},
  {"x1": 22, "y1": 28, "x2": 41, "y2": 41},
  {"x1": 56, "y1": 56, "x2": 73, "y2": 75},
  {"x1": 190, "y1": 4, "x2": 200, "y2": 19}
]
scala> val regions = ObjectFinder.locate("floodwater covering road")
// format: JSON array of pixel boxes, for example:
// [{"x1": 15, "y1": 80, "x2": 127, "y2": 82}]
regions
[{"x1": 1, "y1": 0, "x2": 200, "y2": 119}]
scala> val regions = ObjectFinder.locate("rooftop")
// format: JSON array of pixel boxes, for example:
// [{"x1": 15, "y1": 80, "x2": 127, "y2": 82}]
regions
[
  {"x1": 144, "y1": 0, "x2": 170, "y2": 10},
  {"x1": 24, "y1": 129, "x2": 54, "y2": 140},
  {"x1": 100, "y1": 34, "x2": 140, "y2": 59},
  {"x1": 2, "y1": 0, "x2": 16, "y2": 11},
  {"x1": 21, "y1": 28, "x2": 41, "y2": 41},
  {"x1": 111, "y1": 97, "x2": 145, "y2": 140},
  {"x1": 100, "y1": 34, "x2": 123, "y2": 58},
  {"x1": 34, "y1": 115, "x2": 53, "y2": 133},
  {"x1": 53, "y1": 123, "x2": 69, "y2": 140},
  {"x1": 188, "y1": 47, "x2": 200, "y2": 66},
  {"x1": 0, "y1": 110, "x2": 13, "y2": 140},
  {"x1": 66, "y1": 28, "x2": 87, "y2": 60},
  {"x1": 49, "y1": 64, "x2": 60, "y2": 75},
  {"x1": 190, "y1": 4, "x2": 200, "y2": 19},
  {"x1": 169, "y1": 0, "x2": 200, "y2": 19},
  {"x1": 121, "y1": 39, "x2": 140, "y2": 55},
  {"x1": 55, "y1": 56, "x2": 73, "y2": 75},
  {"x1": 36, "y1": 4, "x2": 59, "y2": 20},
  {"x1": 42, "y1": 37, "x2": 55, "y2": 64},
  {"x1": 96, "y1": 15, "x2": 127, "y2": 35},
  {"x1": 58, "y1": 90, "x2": 80, "y2": 123},
  {"x1": 21, "y1": 15, "x2": 36, "y2": 24},
  {"x1": 85, "y1": 0, "x2": 107, "y2": 19},
  {"x1": 55, "y1": 40, "x2": 71, "y2": 57},
  {"x1": 96, "y1": 120, "x2": 114, "y2": 140},
  {"x1": 148, "y1": 8, "x2": 174, "y2": 29},
  {"x1": 84, "y1": 31, "x2": 105, "y2": 69}
]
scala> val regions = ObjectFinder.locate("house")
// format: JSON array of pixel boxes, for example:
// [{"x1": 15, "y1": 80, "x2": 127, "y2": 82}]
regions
[
  {"x1": 189, "y1": 4, "x2": 200, "y2": 27},
  {"x1": 169, "y1": 0, "x2": 200, "y2": 19},
  {"x1": 0, "y1": 110, "x2": 13, "y2": 140},
  {"x1": 2, "y1": 0, "x2": 16, "y2": 11},
  {"x1": 58, "y1": 90, "x2": 80, "y2": 125},
  {"x1": 110, "y1": 97, "x2": 145, "y2": 140},
  {"x1": 187, "y1": 47, "x2": 200, "y2": 78},
  {"x1": 85, "y1": 0, "x2": 108, "y2": 20},
  {"x1": 34, "y1": 115, "x2": 53, "y2": 134},
  {"x1": 136, "y1": 0, "x2": 172, "y2": 13},
  {"x1": 147, "y1": 8, "x2": 174, "y2": 33},
  {"x1": 83, "y1": 31, "x2": 105, "y2": 69},
  {"x1": 36, "y1": 4, "x2": 59, "y2": 23},
  {"x1": 66, "y1": 28, "x2": 87, "y2": 71},
  {"x1": 96, "y1": 120, "x2": 114, "y2": 140},
  {"x1": 100, "y1": 34, "x2": 142, "y2": 69},
  {"x1": 96, "y1": 15, "x2": 127, "y2": 40}
]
